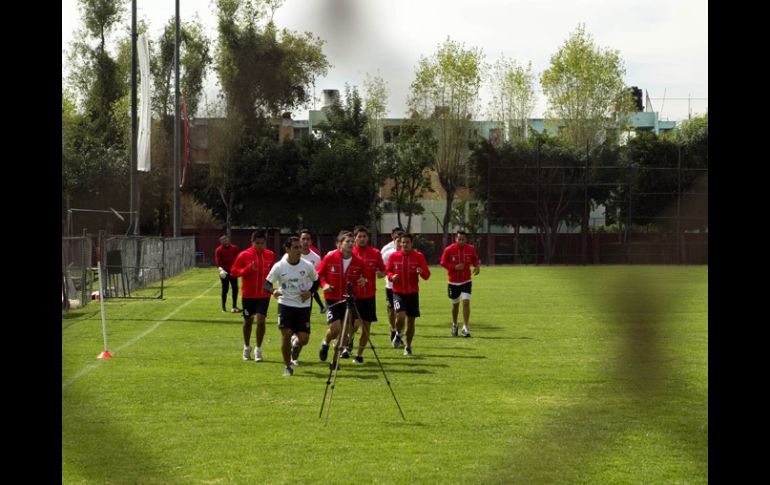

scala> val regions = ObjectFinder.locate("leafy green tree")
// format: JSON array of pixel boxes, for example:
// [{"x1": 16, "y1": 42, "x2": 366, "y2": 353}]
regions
[
  {"x1": 200, "y1": 0, "x2": 329, "y2": 233},
  {"x1": 304, "y1": 86, "x2": 379, "y2": 233},
  {"x1": 63, "y1": 0, "x2": 131, "y2": 231},
  {"x1": 139, "y1": 17, "x2": 212, "y2": 234},
  {"x1": 408, "y1": 37, "x2": 485, "y2": 247},
  {"x1": 487, "y1": 56, "x2": 536, "y2": 142},
  {"x1": 611, "y1": 117, "x2": 708, "y2": 234},
  {"x1": 541, "y1": 24, "x2": 634, "y2": 149},
  {"x1": 215, "y1": 0, "x2": 329, "y2": 124},
  {"x1": 363, "y1": 73, "x2": 390, "y2": 237},
  {"x1": 383, "y1": 120, "x2": 436, "y2": 233},
  {"x1": 471, "y1": 135, "x2": 614, "y2": 263}
]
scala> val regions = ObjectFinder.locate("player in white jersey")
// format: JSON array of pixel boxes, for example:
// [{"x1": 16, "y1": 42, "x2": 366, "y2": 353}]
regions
[
  {"x1": 264, "y1": 236, "x2": 320, "y2": 377},
  {"x1": 282, "y1": 229, "x2": 324, "y2": 311},
  {"x1": 380, "y1": 227, "x2": 405, "y2": 343}
]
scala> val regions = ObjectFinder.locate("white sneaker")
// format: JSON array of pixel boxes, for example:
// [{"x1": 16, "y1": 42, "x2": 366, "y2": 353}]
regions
[
  {"x1": 462, "y1": 327, "x2": 471, "y2": 338},
  {"x1": 254, "y1": 348, "x2": 263, "y2": 362},
  {"x1": 403, "y1": 346, "x2": 412, "y2": 356},
  {"x1": 290, "y1": 359, "x2": 300, "y2": 367},
  {"x1": 242, "y1": 346, "x2": 252, "y2": 360},
  {"x1": 451, "y1": 323, "x2": 458, "y2": 337}
]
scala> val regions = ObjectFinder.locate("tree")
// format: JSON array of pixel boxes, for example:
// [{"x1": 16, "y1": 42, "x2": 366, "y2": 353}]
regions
[
  {"x1": 215, "y1": 0, "x2": 329, "y2": 124},
  {"x1": 611, "y1": 116, "x2": 708, "y2": 234},
  {"x1": 304, "y1": 86, "x2": 379, "y2": 233},
  {"x1": 408, "y1": 37, "x2": 484, "y2": 246},
  {"x1": 471, "y1": 135, "x2": 612, "y2": 263},
  {"x1": 383, "y1": 120, "x2": 436, "y2": 233},
  {"x1": 540, "y1": 24, "x2": 634, "y2": 149},
  {"x1": 487, "y1": 56, "x2": 536, "y2": 142},
  {"x1": 63, "y1": 0, "x2": 131, "y2": 233},
  {"x1": 140, "y1": 17, "x2": 212, "y2": 234},
  {"x1": 363, "y1": 72, "x2": 390, "y2": 238},
  {"x1": 203, "y1": 0, "x2": 329, "y2": 234}
]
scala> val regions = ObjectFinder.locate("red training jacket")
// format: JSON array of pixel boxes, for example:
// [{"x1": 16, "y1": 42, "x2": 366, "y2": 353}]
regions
[
  {"x1": 316, "y1": 249, "x2": 366, "y2": 300},
  {"x1": 352, "y1": 244, "x2": 386, "y2": 299},
  {"x1": 440, "y1": 242, "x2": 480, "y2": 284},
  {"x1": 214, "y1": 244, "x2": 239, "y2": 271},
  {"x1": 385, "y1": 249, "x2": 430, "y2": 295},
  {"x1": 229, "y1": 247, "x2": 275, "y2": 298}
]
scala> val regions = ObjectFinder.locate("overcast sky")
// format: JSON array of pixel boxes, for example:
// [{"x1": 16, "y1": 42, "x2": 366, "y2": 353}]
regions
[{"x1": 62, "y1": 0, "x2": 708, "y2": 122}]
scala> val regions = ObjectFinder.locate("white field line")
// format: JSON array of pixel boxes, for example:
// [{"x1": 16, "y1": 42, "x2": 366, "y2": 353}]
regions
[{"x1": 62, "y1": 281, "x2": 217, "y2": 390}]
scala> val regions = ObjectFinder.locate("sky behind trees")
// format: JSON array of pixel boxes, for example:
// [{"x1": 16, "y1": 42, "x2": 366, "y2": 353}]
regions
[{"x1": 62, "y1": 0, "x2": 707, "y2": 121}]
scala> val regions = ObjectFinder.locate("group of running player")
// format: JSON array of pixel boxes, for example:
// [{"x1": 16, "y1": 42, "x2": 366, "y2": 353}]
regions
[{"x1": 214, "y1": 226, "x2": 480, "y2": 377}]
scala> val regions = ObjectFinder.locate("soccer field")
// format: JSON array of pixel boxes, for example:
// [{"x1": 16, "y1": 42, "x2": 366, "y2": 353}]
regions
[{"x1": 62, "y1": 265, "x2": 708, "y2": 484}]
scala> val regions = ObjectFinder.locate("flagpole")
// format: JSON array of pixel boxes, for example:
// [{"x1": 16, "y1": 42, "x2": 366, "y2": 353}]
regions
[
  {"x1": 173, "y1": 0, "x2": 181, "y2": 237},
  {"x1": 130, "y1": 0, "x2": 139, "y2": 235}
]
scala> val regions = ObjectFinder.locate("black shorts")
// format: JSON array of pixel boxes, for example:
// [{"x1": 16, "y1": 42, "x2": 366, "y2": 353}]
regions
[
  {"x1": 393, "y1": 292, "x2": 420, "y2": 317},
  {"x1": 353, "y1": 296, "x2": 377, "y2": 322},
  {"x1": 324, "y1": 299, "x2": 347, "y2": 324},
  {"x1": 277, "y1": 304, "x2": 311, "y2": 334},
  {"x1": 448, "y1": 281, "x2": 473, "y2": 300},
  {"x1": 242, "y1": 298, "x2": 270, "y2": 319},
  {"x1": 385, "y1": 288, "x2": 394, "y2": 309}
]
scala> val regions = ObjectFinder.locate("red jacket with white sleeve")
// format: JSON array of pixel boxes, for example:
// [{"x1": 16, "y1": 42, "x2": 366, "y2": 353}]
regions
[
  {"x1": 229, "y1": 247, "x2": 275, "y2": 298},
  {"x1": 316, "y1": 249, "x2": 366, "y2": 300},
  {"x1": 440, "y1": 243, "x2": 480, "y2": 284},
  {"x1": 352, "y1": 245, "x2": 386, "y2": 299},
  {"x1": 385, "y1": 249, "x2": 430, "y2": 295}
]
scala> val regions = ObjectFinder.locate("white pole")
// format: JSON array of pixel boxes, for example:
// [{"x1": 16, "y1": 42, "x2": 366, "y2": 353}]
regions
[{"x1": 96, "y1": 236, "x2": 112, "y2": 359}]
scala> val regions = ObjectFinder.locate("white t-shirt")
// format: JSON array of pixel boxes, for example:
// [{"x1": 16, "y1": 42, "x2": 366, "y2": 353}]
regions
[
  {"x1": 381, "y1": 241, "x2": 397, "y2": 289},
  {"x1": 265, "y1": 258, "x2": 318, "y2": 308},
  {"x1": 281, "y1": 249, "x2": 321, "y2": 268}
]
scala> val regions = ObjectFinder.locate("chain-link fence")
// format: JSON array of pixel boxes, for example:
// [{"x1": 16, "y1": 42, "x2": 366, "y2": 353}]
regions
[
  {"x1": 61, "y1": 234, "x2": 196, "y2": 308},
  {"x1": 62, "y1": 235, "x2": 95, "y2": 308},
  {"x1": 100, "y1": 235, "x2": 195, "y2": 299}
]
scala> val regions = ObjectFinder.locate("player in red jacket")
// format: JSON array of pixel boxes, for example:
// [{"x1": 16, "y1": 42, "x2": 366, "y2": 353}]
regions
[
  {"x1": 349, "y1": 225, "x2": 387, "y2": 363},
  {"x1": 229, "y1": 230, "x2": 276, "y2": 363},
  {"x1": 315, "y1": 231, "x2": 366, "y2": 366},
  {"x1": 214, "y1": 235, "x2": 240, "y2": 313},
  {"x1": 439, "y1": 230, "x2": 481, "y2": 337},
  {"x1": 385, "y1": 233, "x2": 430, "y2": 355}
]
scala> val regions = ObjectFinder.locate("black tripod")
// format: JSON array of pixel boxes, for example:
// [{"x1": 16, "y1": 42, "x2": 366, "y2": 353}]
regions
[{"x1": 319, "y1": 282, "x2": 406, "y2": 425}]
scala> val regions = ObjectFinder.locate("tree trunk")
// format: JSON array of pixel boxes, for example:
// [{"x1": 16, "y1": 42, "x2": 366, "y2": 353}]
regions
[
  {"x1": 442, "y1": 188, "x2": 455, "y2": 247},
  {"x1": 369, "y1": 190, "x2": 378, "y2": 244}
]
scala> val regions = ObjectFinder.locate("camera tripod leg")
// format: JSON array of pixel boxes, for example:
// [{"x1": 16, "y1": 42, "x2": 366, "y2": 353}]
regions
[
  {"x1": 321, "y1": 304, "x2": 353, "y2": 425},
  {"x1": 359, "y1": 321, "x2": 407, "y2": 421}
]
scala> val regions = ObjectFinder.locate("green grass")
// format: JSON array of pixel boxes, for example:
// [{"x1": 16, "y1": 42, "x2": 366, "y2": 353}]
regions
[{"x1": 62, "y1": 266, "x2": 708, "y2": 484}]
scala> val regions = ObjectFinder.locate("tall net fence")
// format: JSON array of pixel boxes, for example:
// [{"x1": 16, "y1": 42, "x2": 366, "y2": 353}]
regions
[
  {"x1": 62, "y1": 235, "x2": 95, "y2": 308},
  {"x1": 101, "y1": 235, "x2": 196, "y2": 299},
  {"x1": 477, "y1": 140, "x2": 708, "y2": 265},
  {"x1": 61, "y1": 235, "x2": 196, "y2": 308}
]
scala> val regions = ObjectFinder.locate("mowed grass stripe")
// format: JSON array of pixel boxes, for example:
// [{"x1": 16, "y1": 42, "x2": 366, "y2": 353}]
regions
[{"x1": 62, "y1": 280, "x2": 219, "y2": 390}]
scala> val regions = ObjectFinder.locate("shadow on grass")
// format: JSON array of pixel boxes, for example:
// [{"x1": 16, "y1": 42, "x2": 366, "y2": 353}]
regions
[
  {"x1": 420, "y1": 334, "x2": 533, "y2": 340},
  {"x1": 482, "y1": 263, "x2": 708, "y2": 482},
  {"x1": 418, "y1": 354, "x2": 487, "y2": 360},
  {"x1": 62, "y1": 387, "x2": 179, "y2": 483}
]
